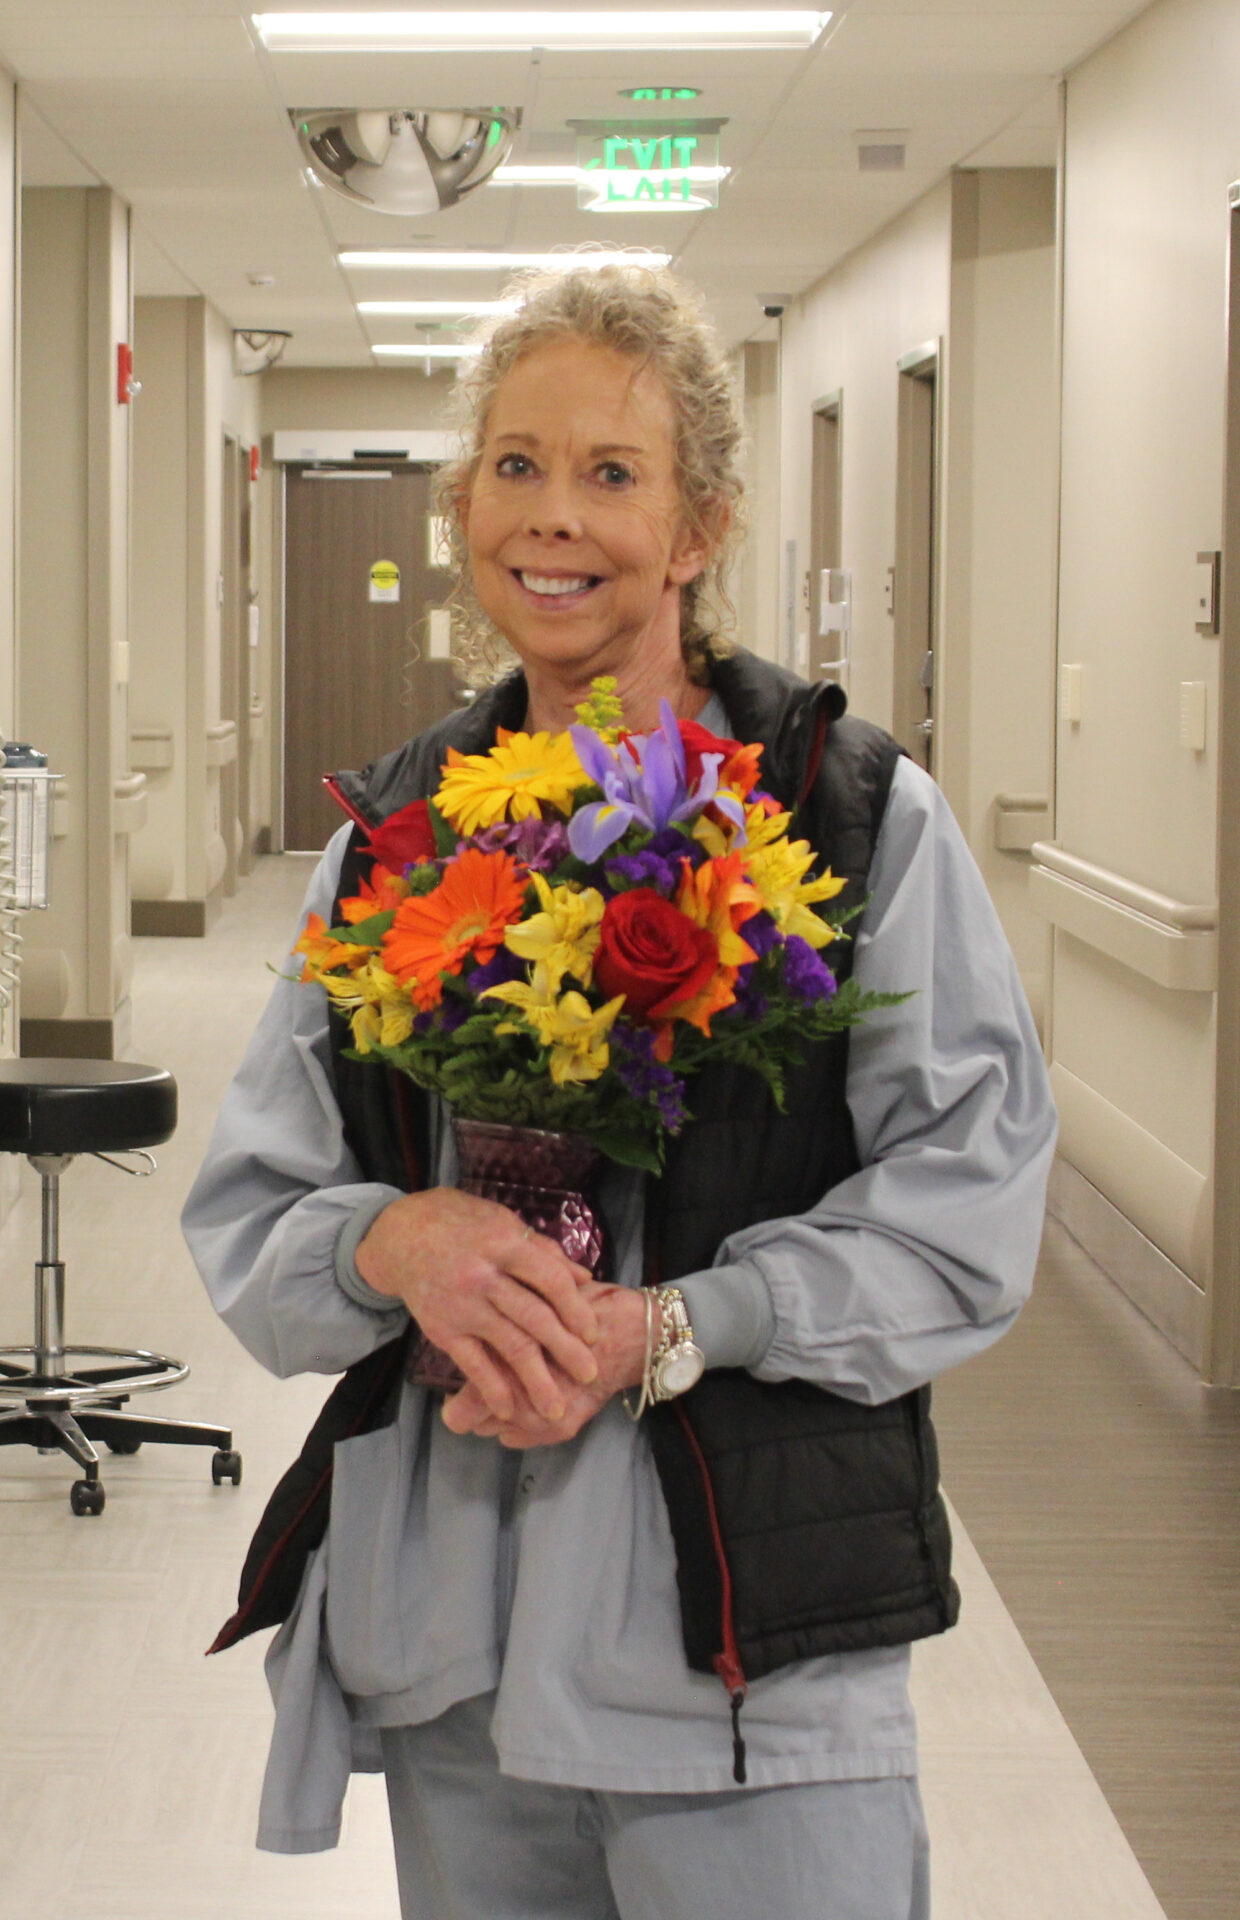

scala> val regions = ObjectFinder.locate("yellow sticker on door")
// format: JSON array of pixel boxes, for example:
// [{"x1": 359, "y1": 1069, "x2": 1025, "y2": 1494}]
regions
[{"x1": 369, "y1": 559, "x2": 400, "y2": 603}]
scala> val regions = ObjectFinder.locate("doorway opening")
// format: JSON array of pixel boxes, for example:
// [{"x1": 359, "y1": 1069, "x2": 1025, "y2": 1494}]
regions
[
  {"x1": 892, "y1": 343, "x2": 939, "y2": 770},
  {"x1": 809, "y1": 391, "x2": 849, "y2": 686}
]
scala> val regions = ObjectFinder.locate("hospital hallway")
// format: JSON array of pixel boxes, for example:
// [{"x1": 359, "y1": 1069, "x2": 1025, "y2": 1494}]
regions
[{"x1": 0, "y1": 857, "x2": 1234, "y2": 1920}]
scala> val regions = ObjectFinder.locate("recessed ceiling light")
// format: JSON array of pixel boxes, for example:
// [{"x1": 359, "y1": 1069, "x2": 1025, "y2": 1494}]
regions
[
  {"x1": 340, "y1": 248, "x2": 673, "y2": 269},
  {"x1": 372, "y1": 342, "x2": 484, "y2": 356},
  {"x1": 254, "y1": 13, "x2": 831, "y2": 53},
  {"x1": 357, "y1": 299, "x2": 519, "y2": 315}
]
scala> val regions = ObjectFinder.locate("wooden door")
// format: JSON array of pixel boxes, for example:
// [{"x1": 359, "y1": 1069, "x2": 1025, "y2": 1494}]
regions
[{"x1": 282, "y1": 463, "x2": 457, "y2": 851}]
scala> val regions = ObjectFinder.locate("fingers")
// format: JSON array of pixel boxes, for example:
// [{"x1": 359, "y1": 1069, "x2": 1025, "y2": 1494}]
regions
[
  {"x1": 440, "y1": 1334, "x2": 520, "y2": 1424},
  {"x1": 489, "y1": 1274, "x2": 600, "y2": 1387},
  {"x1": 501, "y1": 1236, "x2": 601, "y2": 1346}
]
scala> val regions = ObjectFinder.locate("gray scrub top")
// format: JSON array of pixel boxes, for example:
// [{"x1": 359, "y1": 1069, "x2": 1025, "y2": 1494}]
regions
[{"x1": 183, "y1": 715, "x2": 1057, "y2": 1853}]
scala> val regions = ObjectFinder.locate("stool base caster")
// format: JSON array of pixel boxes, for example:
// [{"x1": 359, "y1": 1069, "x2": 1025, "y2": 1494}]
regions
[
  {"x1": 212, "y1": 1449, "x2": 242, "y2": 1487},
  {"x1": 70, "y1": 1478, "x2": 105, "y2": 1516}
]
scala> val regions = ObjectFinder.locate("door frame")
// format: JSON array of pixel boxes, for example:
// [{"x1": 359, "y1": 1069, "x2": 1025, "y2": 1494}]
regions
[{"x1": 892, "y1": 340, "x2": 941, "y2": 770}]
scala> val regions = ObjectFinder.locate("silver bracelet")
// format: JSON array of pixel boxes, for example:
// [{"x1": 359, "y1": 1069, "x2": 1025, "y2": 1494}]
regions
[{"x1": 622, "y1": 1287, "x2": 657, "y2": 1422}]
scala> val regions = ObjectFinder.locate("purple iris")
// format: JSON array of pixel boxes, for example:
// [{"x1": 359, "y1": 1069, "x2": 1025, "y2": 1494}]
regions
[{"x1": 568, "y1": 702, "x2": 747, "y2": 863}]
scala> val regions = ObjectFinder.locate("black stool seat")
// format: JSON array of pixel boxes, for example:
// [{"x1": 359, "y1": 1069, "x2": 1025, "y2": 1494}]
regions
[{"x1": 0, "y1": 1060, "x2": 177, "y2": 1155}]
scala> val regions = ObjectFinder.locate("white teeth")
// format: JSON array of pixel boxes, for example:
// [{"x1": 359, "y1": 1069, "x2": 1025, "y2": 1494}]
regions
[{"x1": 519, "y1": 572, "x2": 593, "y2": 597}]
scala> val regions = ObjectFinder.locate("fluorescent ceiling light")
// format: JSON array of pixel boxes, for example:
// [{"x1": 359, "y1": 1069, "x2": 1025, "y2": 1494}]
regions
[
  {"x1": 357, "y1": 299, "x2": 518, "y2": 314},
  {"x1": 255, "y1": 13, "x2": 831, "y2": 52},
  {"x1": 373, "y1": 342, "x2": 484, "y2": 356},
  {"x1": 340, "y1": 248, "x2": 673, "y2": 269},
  {"x1": 492, "y1": 164, "x2": 729, "y2": 185}
]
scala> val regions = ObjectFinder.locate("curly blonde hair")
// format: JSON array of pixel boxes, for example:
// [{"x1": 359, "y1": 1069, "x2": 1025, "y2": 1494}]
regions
[{"x1": 433, "y1": 255, "x2": 748, "y2": 687}]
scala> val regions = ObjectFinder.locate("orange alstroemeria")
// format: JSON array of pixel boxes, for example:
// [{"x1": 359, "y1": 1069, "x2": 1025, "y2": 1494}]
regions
[
  {"x1": 649, "y1": 853, "x2": 762, "y2": 1056},
  {"x1": 381, "y1": 846, "x2": 526, "y2": 1012},
  {"x1": 292, "y1": 912, "x2": 373, "y2": 983},
  {"x1": 338, "y1": 862, "x2": 410, "y2": 924}
]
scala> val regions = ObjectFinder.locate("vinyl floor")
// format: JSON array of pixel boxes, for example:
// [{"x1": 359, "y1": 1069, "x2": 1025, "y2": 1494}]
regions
[{"x1": 0, "y1": 852, "x2": 1227, "y2": 1919}]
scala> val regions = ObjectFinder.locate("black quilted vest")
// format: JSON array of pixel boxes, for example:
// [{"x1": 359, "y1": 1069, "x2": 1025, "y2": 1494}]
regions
[{"x1": 212, "y1": 652, "x2": 959, "y2": 1756}]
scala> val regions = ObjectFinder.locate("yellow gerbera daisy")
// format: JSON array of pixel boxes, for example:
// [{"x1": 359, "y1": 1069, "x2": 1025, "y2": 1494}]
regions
[
  {"x1": 503, "y1": 873, "x2": 605, "y2": 993},
  {"x1": 435, "y1": 726, "x2": 587, "y2": 834}
]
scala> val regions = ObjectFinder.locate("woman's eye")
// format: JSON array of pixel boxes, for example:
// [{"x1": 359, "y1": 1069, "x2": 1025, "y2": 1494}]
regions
[
  {"x1": 496, "y1": 453, "x2": 534, "y2": 477},
  {"x1": 596, "y1": 462, "x2": 635, "y2": 487}
]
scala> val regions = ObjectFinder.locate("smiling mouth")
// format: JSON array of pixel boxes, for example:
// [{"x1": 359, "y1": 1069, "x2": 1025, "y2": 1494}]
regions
[{"x1": 514, "y1": 570, "x2": 602, "y2": 599}]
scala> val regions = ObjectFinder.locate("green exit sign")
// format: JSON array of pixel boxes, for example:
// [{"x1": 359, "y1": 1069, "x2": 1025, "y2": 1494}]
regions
[
  {"x1": 620, "y1": 87, "x2": 702, "y2": 101},
  {"x1": 575, "y1": 123, "x2": 723, "y2": 212}
]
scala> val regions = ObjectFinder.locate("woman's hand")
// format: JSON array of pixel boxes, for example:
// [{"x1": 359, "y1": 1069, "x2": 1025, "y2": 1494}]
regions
[
  {"x1": 440, "y1": 1282, "x2": 651, "y2": 1448},
  {"x1": 354, "y1": 1188, "x2": 601, "y2": 1424}
]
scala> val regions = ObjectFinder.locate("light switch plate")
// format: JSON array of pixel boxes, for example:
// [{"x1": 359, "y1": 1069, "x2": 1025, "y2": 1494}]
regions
[
  {"x1": 1179, "y1": 680, "x2": 1207, "y2": 752},
  {"x1": 1059, "y1": 663, "x2": 1083, "y2": 725},
  {"x1": 427, "y1": 607, "x2": 452, "y2": 660}
]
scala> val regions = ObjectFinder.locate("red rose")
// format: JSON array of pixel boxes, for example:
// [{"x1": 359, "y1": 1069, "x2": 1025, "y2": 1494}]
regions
[
  {"x1": 595, "y1": 888, "x2": 719, "y2": 1022},
  {"x1": 365, "y1": 798, "x2": 438, "y2": 872}
]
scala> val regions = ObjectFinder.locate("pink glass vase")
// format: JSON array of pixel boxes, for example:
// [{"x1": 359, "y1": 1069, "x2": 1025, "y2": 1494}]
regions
[{"x1": 407, "y1": 1117, "x2": 608, "y2": 1394}]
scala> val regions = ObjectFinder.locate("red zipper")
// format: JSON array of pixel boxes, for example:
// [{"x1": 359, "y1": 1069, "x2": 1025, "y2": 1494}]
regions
[{"x1": 673, "y1": 1400, "x2": 749, "y2": 1783}]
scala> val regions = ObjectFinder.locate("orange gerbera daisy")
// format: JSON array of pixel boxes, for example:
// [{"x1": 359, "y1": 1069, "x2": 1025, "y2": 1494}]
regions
[
  {"x1": 381, "y1": 847, "x2": 526, "y2": 1011},
  {"x1": 292, "y1": 912, "x2": 372, "y2": 983}
]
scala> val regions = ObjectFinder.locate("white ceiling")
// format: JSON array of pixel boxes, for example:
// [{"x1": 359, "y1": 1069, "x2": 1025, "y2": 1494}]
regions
[{"x1": 4, "y1": 1, "x2": 1148, "y2": 361}]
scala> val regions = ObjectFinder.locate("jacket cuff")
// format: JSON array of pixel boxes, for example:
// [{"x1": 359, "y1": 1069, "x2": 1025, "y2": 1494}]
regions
[
  {"x1": 678, "y1": 1263, "x2": 776, "y2": 1371},
  {"x1": 334, "y1": 1191, "x2": 409, "y2": 1317}
]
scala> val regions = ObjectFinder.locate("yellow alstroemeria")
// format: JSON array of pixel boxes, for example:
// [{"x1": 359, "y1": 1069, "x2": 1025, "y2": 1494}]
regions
[
  {"x1": 693, "y1": 797, "x2": 792, "y2": 861},
  {"x1": 291, "y1": 912, "x2": 372, "y2": 983},
  {"x1": 502, "y1": 873, "x2": 605, "y2": 992},
  {"x1": 481, "y1": 966, "x2": 623, "y2": 1086},
  {"x1": 744, "y1": 835, "x2": 847, "y2": 949},
  {"x1": 318, "y1": 961, "x2": 416, "y2": 1053}
]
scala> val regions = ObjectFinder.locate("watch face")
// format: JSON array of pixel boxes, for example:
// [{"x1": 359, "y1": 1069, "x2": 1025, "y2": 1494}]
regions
[{"x1": 659, "y1": 1344, "x2": 705, "y2": 1397}]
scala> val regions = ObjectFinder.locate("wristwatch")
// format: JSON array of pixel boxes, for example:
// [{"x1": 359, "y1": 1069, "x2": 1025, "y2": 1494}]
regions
[{"x1": 648, "y1": 1286, "x2": 706, "y2": 1401}]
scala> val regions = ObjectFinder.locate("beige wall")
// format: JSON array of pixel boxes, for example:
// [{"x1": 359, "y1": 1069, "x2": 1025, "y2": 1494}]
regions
[
  {"x1": 1047, "y1": 0, "x2": 1240, "y2": 1337},
  {"x1": 129, "y1": 295, "x2": 259, "y2": 914},
  {"x1": 736, "y1": 340, "x2": 780, "y2": 662},
  {"x1": 19, "y1": 187, "x2": 133, "y2": 1052},
  {"x1": 0, "y1": 76, "x2": 17, "y2": 1067},
  {"x1": 778, "y1": 181, "x2": 953, "y2": 723},
  {"x1": 942, "y1": 169, "x2": 1059, "y2": 1027}
]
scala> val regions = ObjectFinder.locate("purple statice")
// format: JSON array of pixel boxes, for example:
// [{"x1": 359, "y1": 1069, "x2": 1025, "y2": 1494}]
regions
[
  {"x1": 741, "y1": 909, "x2": 781, "y2": 958},
  {"x1": 609, "y1": 1024, "x2": 690, "y2": 1133},
  {"x1": 468, "y1": 816, "x2": 571, "y2": 873},
  {"x1": 465, "y1": 945, "x2": 525, "y2": 995},
  {"x1": 730, "y1": 962, "x2": 769, "y2": 1022},
  {"x1": 782, "y1": 935, "x2": 837, "y2": 1004}
]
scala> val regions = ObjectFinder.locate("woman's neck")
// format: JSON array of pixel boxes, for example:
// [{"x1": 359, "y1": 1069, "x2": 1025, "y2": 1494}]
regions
[{"x1": 521, "y1": 650, "x2": 710, "y2": 736}]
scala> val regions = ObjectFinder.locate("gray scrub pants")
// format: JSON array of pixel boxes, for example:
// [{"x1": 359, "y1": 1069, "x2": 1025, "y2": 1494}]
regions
[{"x1": 379, "y1": 1693, "x2": 931, "y2": 1920}]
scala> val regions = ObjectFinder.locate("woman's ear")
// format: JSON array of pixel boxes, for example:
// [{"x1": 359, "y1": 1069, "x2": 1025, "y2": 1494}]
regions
[{"x1": 668, "y1": 498, "x2": 728, "y2": 587}]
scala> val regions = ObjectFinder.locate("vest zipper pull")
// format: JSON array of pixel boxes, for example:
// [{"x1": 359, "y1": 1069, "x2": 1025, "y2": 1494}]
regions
[{"x1": 729, "y1": 1688, "x2": 748, "y2": 1785}]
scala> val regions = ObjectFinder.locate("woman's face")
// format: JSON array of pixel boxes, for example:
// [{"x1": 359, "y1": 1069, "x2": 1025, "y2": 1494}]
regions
[{"x1": 463, "y1": 337, "x2": 709, "y2": 685}]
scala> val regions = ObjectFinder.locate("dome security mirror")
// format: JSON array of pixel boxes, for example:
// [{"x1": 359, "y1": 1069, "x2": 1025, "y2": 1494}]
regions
[{"x1": 295, "y1": 109, "x2": 520, "y2": 215}]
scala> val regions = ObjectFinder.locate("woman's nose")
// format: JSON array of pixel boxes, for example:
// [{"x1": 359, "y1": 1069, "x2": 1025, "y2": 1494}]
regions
[{"x1": 523, "y1": 477, "x2": 582, "y2": 541}]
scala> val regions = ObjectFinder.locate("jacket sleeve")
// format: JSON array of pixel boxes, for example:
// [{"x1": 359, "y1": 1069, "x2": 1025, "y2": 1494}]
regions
[
  {"x1": 180, "y1": 825, "x2": 409, "y2": 1379},
  {"x1": 679, "y1": 756, "x2": 1058, "y2": 1405}
]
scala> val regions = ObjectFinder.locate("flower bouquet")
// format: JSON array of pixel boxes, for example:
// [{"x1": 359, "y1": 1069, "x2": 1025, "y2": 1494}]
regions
[{"x1": 293, "y1": 679, "x2": 905, "y2": 1178}]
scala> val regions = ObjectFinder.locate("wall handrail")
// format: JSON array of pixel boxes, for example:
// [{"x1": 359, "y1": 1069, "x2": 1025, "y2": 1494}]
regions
[{"x1": 1029, "y1": 841, "x2": 1217, "y2": 933}]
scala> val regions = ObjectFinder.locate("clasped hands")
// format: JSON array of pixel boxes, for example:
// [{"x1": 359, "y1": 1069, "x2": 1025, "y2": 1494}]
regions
[{"x1": 353, "y1": 1187, "x2": 651, "y2": 1448}]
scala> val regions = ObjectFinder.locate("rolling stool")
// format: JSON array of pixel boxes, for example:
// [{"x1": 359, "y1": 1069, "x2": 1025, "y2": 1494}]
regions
[{"x1": 0, "y1": 1060, "x2": 241, "y2": 1515}]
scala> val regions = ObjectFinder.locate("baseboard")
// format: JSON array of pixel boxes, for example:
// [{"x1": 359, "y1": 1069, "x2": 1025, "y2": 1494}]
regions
[
  {"x1": 20, "y1": 1017, "x2": 115, "y2": 1060},
  {"x1": 131, "y1": 899, "x2": 207, "y2": 937},
  {"x1": 1047, "y1": 1155, "x2": 1207, "y2": 1372}
]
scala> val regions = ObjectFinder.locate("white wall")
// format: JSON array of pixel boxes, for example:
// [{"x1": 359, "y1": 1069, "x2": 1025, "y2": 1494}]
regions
[{"x1": 1047, "y1": 0, "x2": 1240, "y2": 1322}]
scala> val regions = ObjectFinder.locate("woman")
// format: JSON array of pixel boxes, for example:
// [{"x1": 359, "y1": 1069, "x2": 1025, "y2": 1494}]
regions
[{"x1": 184, "y1": 262, "x2": 1056, "y2": 1919}]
